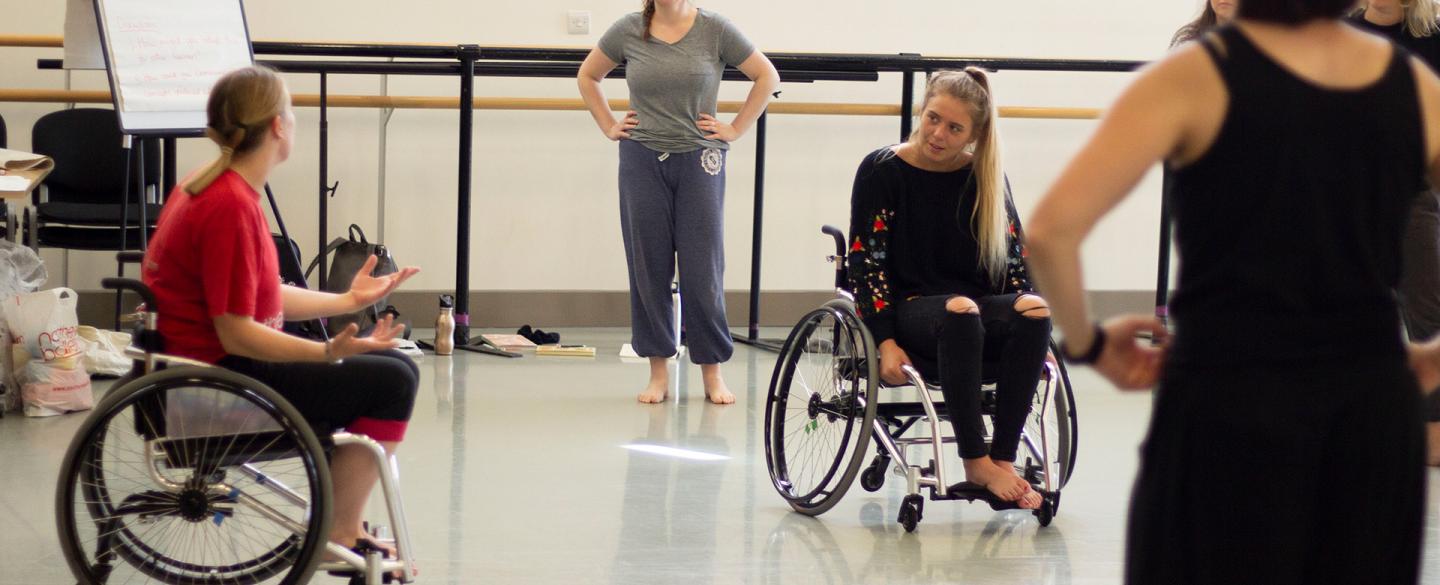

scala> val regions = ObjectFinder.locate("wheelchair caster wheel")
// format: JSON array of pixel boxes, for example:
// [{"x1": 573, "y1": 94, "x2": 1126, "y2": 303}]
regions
[
  {"x1": 898, "y1": 494, "x2": 924, "y2": 532},
  {"x1": 860, "y1": 457, "x2": 888, "y2": 492},
  {"x1": 1036, "y1": 497, "x2": 1055, "y2": 527}
]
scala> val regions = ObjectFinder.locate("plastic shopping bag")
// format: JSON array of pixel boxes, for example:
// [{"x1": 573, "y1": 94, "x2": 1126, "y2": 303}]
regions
[
  {"x1": 79, "y1": 326, "x2": 133, "y2": 377},
  {"x1": 0, "y1": 239, "x2": 46, "y2": 301},
  {"x1": 3, "y1": 289, "x2": 93, "y2": 416},
  {"x1": 17, "y1": 356, "x2": 93, "y2": 417},
  {"x1": 3, "y1": 288, "x2": 84, "y2": 361}
]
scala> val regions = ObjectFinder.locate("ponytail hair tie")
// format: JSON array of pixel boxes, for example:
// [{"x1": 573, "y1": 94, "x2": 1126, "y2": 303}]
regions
[{"x1": 188, "y1": 126, "x2": 244, "y2": 195}]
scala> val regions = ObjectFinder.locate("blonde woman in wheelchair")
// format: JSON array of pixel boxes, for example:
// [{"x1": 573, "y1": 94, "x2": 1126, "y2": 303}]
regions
[
  {"x1": 142, "y1": 66, "x2": 420, "y2": 563},
  {"x1": 847, "y1": 69, "x2": 1049, "y2": 510}
]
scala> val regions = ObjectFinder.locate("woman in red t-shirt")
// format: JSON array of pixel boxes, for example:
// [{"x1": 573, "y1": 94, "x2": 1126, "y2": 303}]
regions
[{"x1": 143, "y1": 66, "x2": 420, "y2": 556}]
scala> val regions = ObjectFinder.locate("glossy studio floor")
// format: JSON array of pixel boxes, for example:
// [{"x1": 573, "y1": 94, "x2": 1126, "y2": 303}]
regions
[{"x1": 2, "y1": 328, "x2": 1438, "y2": 585}]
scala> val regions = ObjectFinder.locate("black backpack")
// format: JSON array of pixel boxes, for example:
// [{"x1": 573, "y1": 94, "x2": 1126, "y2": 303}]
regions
[
  {"x1": 272, "y1": 234, "x2": 328, "y2": 341},
  {"x1": 303, "y1": 225, "x2": 399, "y2": 336}
]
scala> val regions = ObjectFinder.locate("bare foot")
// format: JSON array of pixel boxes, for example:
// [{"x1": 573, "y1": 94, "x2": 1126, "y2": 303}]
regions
[
  {"x1": 326, "y1": 530, "x2": 412, "y2": 578},
  {"x1": 961, "y1": 457, "x2": 1031, "y2": 502},
  {"x1": 989, "y1": 460, "x2": 1043, "y2": 509},
  {"x1": 701, "y1": 364, "x2": 735, "y2": 405},
  {"x1": 989, "y1": 459, "x2": 1024, "y2": 480},
  {"x1": 638, "y1": 357, "x2": 669, "y2": 404},
  {"x1": 637, "y1": 379, "x2": 668, "y2": 404},
  {"x1": 704, "y1": 380, "x2": 735, "y2": 404},
  {"x1": 1016, "y1": 491, "x2": 1044, "y2": 510},
  {"x1": 328, "y1": 527, "x2": 393, "y2": 554}
]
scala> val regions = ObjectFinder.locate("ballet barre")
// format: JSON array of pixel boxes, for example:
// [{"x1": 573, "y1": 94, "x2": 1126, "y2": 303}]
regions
[
  {"x1": 0, "y1": 90, "x2": 1104, "y2": 119},
  {"x1": 2, "y1": 35, "x2": 1143, "y2": 351}
]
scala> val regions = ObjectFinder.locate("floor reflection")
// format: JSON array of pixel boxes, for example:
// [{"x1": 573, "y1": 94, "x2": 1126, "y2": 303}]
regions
[
  {"x1": 764, "y1": 487, "x2": 1073, "y2": 584},
  {"x1": 612, "y1": 360, "x2": 731, "y2": 585}
]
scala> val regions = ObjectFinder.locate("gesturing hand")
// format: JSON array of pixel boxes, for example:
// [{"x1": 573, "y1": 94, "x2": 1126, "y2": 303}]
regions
[
  {"x1": 1092, "y1": 315, "x2": 1169, "y2": 391},
  {"x1": 607, "y1": 111, "x2": 639, "y2": 141},
  {"x1": 697, "y1": 113, "x2": 740, "y2": 142},
  {"x1": 347, "y1": 255, "x2": 420, "y2": 310},
  {"x1": 327, "y1": 314, "x2": 404, "y2": 361}
]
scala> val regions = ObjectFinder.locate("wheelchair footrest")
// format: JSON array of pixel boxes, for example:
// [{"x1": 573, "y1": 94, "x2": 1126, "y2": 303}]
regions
[
  {"x1": 326, "y1": 538, "x2": 391, "y2": 576},
  {"x1": 937, "y1": 482, "x2": 1023, "y2": 511}
]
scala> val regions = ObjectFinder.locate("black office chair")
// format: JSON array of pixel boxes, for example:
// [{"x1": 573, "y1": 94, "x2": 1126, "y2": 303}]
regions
[{"x1": 25, "y1": 108, "x2": 161, "y2": 251}]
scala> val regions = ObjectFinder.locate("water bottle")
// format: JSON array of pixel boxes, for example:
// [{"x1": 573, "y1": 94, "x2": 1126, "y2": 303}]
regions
[{"x1": 435, "y1": 295, "x2": 455, "y2": 356}]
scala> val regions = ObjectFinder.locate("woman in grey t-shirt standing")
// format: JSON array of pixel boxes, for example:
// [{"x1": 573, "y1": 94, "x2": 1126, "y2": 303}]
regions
[{"x1": 578, "y1": 0, "x2": 778, "y2": 404}]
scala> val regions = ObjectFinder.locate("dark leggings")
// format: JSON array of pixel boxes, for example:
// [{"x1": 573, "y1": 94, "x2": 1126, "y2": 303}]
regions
[
  {"x1": 219, "y1": 349, "x2": 419, "y2": 442},
  {"x1": 893, "y1": 293, "x2": 1052, "y2": 461}
]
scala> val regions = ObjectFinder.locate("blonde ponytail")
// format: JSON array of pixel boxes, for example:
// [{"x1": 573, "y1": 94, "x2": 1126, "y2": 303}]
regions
[
  {"x1": 186, "y1": 127, "x2": 244, "y2": 194},
  {"x1": 184, "y1": 66, "x2": 286, "y2": 195},
  {"x1": 963, "y1": 67, "x2": 1009, "y2": 287}
]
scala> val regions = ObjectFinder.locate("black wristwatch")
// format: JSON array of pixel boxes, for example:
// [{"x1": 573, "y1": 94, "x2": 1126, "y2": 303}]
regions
[{"x1": 1060, "y1": 324, "x2": 1106, "y2": 364}]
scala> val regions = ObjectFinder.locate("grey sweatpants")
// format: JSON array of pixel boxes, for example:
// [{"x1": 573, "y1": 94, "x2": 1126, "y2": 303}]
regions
[
  {"x1": 1399, "y1": 190, "x2": 1440, "y2": 421},
  {"x1": 618, "y1": 139, "x2": 734, "y2": 364}
]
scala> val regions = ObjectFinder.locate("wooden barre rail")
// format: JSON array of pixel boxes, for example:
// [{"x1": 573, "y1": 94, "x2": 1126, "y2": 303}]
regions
[
  {"x1": 0, "y1": 35, "x2": 64, "y2": 48},
  {"x1": 0, "y1": 89, "x2": 1102, "y2": 119},
  {"x1": 0, "y1": 35, "x2": 1136, "y2": 64},
  {"x1": 0, "y1": 35, "x2": 589, "y2": 50}
]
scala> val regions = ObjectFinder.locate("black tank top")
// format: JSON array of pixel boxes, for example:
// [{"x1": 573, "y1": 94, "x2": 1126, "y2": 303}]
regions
[{"x1": 1169, "y1": 25, "x2": 1425, "y2": 364}]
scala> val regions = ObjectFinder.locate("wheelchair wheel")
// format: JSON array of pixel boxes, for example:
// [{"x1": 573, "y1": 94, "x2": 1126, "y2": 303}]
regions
[
  {"x1": 764, "y1": 299, "x2": 879, "y2": 516},
  {"x1": 56, "y1": 366, "x2": 332, "y2": 585},
  {"x1": 1019, "y1": 345, "x2": 1079, "y2": 493}
]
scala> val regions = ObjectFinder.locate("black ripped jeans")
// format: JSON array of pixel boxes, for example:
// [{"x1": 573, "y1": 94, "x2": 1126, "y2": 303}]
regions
[{"x1": 892, "y1": 293, "x2": 1052, "y2": 461}]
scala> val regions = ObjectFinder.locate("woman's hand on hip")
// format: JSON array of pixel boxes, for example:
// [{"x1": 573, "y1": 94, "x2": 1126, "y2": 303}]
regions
[
  {"x1": 607, "y1": 111, "x2": 638, "y2": 141},
  {"x1": 1092, "y1": 315, "x2": 1168, "y2": 391},
  {"x1": 697, "y1": 113, "x2": 739, "y2": 142},
  {"x1": 1408, "y1": 338, "x2": 1440, "y2": 395},
  {"x1": 878, "y1": 339, "x2": 913, "y2": 386}
]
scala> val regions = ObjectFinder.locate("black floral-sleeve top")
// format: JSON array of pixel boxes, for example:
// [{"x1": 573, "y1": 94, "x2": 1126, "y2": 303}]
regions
[{"x1": 845, "y1": 149, "x2": 1035, "y2": 344}]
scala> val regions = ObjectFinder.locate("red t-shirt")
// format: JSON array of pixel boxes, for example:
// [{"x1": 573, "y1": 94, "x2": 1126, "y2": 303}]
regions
[{"x1": 143, "y1": 170, "x2": 283, "y2": 363}]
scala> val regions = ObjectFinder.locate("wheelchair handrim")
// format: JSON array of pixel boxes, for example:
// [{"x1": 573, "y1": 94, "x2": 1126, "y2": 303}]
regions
[
  {"x1": 764, "y1": 303, "x2": 878, "y2": 514},
  {"x1": 56, "y1": 367, "x2": 332, "y2": 585}
]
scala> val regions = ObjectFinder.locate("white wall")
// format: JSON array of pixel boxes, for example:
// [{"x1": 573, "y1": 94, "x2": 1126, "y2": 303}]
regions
[{"x1": 0, "y1": 0, "x2": 1204, "y2": 294}]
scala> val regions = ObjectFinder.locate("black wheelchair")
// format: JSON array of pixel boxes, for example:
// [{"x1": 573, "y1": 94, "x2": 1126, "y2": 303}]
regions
[
  {"x1": 764, "y1": 227, "x2": 1079, "y2": 532},
  {"x1": 54, "y1": 253, "x2": 416, "y2": 584}
]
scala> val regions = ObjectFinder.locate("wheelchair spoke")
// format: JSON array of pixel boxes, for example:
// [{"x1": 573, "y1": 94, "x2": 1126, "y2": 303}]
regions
[
  {"x1": 60, "y1": 368, "x2": 329, "y2": 585},
  {"x1": 765, "y1": 306, "x2": 878, "y2": 515}
]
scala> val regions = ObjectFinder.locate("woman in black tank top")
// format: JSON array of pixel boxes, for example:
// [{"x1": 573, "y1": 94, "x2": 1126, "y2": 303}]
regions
[{"x1": 1026, "y1": 1, "x2": 1440, "y2": 583}]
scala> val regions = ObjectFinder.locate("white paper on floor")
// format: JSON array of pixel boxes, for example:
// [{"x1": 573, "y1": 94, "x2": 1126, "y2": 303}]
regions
[{"x1": 619, "y1": 343, "x2": 684, "y2": 360}]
